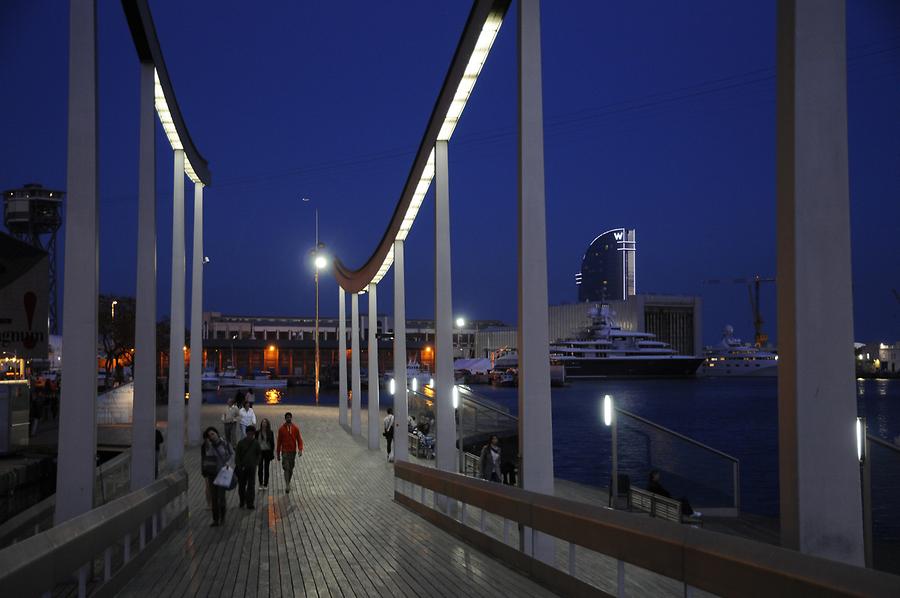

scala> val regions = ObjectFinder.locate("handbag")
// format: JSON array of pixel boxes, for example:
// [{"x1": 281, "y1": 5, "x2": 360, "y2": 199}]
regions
[{"x1": 213, "y1": 465, "x2": 236, "y2": 489}]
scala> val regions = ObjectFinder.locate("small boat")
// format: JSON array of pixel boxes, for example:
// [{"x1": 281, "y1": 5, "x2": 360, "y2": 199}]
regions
[
  {"x1": 699, "y1": 326, "x2": 778, "y2": 377},
  {"x1": 201, "y1": 368, "x2": 220, "y2": 391},
  {"x1": 382, "y1": 361, "x2": 433, "y2": 392}
]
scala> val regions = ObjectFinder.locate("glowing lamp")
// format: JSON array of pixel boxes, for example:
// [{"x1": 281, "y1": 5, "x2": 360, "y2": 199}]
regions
[{"x1": 603, "y1": 394, "x2": 613, "y2": 427}]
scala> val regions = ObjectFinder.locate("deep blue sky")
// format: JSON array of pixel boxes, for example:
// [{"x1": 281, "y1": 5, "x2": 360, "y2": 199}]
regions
[{"x1": 2, "y1": 1, "x2": 898, "y2": 345}]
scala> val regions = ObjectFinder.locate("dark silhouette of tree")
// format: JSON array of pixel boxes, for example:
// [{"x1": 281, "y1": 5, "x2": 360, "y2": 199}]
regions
[{"x1": 99, "y1": 295, "x2": 135, "y2": 385}]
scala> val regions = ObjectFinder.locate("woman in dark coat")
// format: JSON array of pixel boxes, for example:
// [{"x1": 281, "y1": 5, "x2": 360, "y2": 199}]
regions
[{"x1": 256, "y1": 418, "x2": 276, "y2": 490}]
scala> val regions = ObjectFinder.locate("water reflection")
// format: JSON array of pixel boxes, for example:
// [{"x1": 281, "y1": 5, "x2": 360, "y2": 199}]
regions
[{"x1": 265, "y1": 388, "x2": 282, "y2": 404}]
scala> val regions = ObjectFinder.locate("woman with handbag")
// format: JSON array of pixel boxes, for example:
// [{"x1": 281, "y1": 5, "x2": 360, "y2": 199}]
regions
[{"x1": 201, "y1": 426, "x2": 234, "y2": 527}]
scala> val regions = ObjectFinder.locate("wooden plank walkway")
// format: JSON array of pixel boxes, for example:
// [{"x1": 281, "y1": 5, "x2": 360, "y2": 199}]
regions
[{"x1": 119, "y1": 404, "x2": 557, "y2": 598}]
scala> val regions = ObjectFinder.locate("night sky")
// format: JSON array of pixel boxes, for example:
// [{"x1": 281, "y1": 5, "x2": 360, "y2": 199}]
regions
[{"x1": 2, "y1": 1, "x2": 898, "y2": 346}]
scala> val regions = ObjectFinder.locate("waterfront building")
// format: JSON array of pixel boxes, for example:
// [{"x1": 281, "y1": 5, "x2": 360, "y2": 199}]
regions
[{"x1": 576, "y1": 228, "x2": 636, "y2": 302}]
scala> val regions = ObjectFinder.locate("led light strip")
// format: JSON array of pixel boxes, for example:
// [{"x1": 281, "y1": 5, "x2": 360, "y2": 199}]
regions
[
  {"x1": 155, "y1": 69, "x2": 203, "y2": 185},
  {"x1": 367, "y1": 10, "x2": 505, "y2": 287}
]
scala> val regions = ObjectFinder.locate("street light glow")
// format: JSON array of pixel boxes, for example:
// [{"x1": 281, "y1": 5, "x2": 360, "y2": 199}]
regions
[
  {"x1": 389, "y1": 378, "x2": 395, "y2": 396},
  {"x1": 603, "y1": 394, "x2": 613, "y2": 427},
  {"x1": 411, "y1": 377, "x2": 418, "y2": 392},
  {"x1": 314, "y1": 255, "x2": 327, "y2": 270},
  {"x1": 452, "y1": 385, "x2": 459, "y2": 409},
  {"x1": 856, "y1": 417, "x2": 865, "y2": 463},
  {"x1": 455, "y1": 317, "x2": 465, "y2": 328}
]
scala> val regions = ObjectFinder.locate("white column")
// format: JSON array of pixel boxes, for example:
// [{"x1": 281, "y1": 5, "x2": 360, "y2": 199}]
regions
[
  {"x1": 167, "y1": 149, "x2": 186, "y2": 468},
  {"x1": 368, "y1": 283, "x2": 380, "y2": 450},
  {"x1": 393, "y1": 240, "x2": 408, "y2": 462},
  {"x1": 434, "y1": 140, "x2": 455, "y2": 474},
  {"x1": 776, "y1": 0, "x2": 863, "y2": 564},
  {"x1": 55, "y1": 0, "x2": 98, "y2": 524},
  {"x1": 131, "y1": 60, "x2": 157, "y2": 490},
  {"x1": 338, "y1": 287, "x2": 348, "y2": 427},
  {"x1": 351, "y1": 293, "x2": 361, "y2": 436},
  {"x1": 518, "y1": 0, "x2": 555, "y2": 563},
  {"x1": 187, "y1": 181, "x2": 204, "y2": 446}
]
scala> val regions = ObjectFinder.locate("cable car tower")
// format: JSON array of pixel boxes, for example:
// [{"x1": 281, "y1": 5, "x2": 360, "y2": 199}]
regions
[{"x1": 3, "y1": 183, "x2": 65, "y2": 334}]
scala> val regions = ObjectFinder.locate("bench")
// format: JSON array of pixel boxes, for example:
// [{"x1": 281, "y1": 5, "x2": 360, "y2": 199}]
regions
[{"x1": 629, "y1": 486, "x2": 702, "y2": 526}]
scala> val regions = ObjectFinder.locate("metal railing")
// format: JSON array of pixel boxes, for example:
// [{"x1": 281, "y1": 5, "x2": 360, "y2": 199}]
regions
[
  {"x1": 863, "y1": 430, "x2": 900, "y2": 573},
  {"x1": 615, "y1": 407, "x2": 741, "y2": 516},
  {"x1": 393, "y1": 461, "x2": 900, "y2": 598},
  {"x1": 0, "y1": 450, "x2": 133, "y2": 548},
  {"x1": 0, "y1": 468, "x2": 188, "y2": 598}
]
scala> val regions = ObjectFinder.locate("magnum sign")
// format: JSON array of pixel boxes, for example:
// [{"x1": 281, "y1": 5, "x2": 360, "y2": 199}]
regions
[{"x1": 0, "y1": 233, "x2": 49, "y2": 359}]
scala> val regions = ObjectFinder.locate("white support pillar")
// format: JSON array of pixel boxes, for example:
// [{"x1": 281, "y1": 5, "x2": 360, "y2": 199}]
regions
[
  {"x1": 393, "y1": 240, "x2": 408, "y2": 462},
  {"x1": 434, "y1": 140, "x2": 455, "y2": 474},
  {"x1": 167, "y1": 149, "x2": 186, "y2": 468},
  {"x1": 338, "y1": 288, "x2": 348, "y2": 427},
  {"x1": 55, "y1": 0, "x2": 98, "y2": 524},
  {"x1": 776, "y1": 0, "x2": 863, "y2": 564},
  {"x1": 367, "y1": 283, "x2": 380, "y2": 450},
  {"x1": 351, "y1": 293, "x2": 362, "y2": 436},
  {"x1": 131, "y1": 60, "x2": 157, "y2": 490},
  {"x1": 187, "y1": 181, "x2": 204, "y2": 446},
  {"x1": 518, "y1": 0, "x2": 555, "y2": 563}
]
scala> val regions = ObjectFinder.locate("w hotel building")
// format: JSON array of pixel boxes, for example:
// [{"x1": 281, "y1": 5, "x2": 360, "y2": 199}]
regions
[{"x1": 575, "y1": 228, "x2": 636, "y2": 302}]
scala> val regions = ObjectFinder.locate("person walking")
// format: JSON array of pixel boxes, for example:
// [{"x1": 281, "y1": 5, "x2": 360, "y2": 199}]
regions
[
  {"x1": 382, "y1": 407, "x2": 395, "y2": 462},
  {"x1": 257, "y1": 418, "x2": 275, "y2": 490},
  {"x1": 201, "y1": 426, "x2": 234, "y2": 527},
  {"x1": 276, "y1": 412, "x2": 303, "y2": 494},
  {"x1": 238, "y1": 399, "x2": 257, "y2": 439},
  {"x1": 479, "y1": 435, "x2": 502, "y2": 482},
  {"x1": 235, "y1": 425, "x2": 261, "y2": 509},
  {"x1": 222, "y1": 397, "x2": 239, "y2": 445}
]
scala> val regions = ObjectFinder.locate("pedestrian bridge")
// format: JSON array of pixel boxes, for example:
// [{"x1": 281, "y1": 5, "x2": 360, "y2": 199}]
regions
[{"x1": 2, "y1": 404, "x2": 898, "y2": 597}]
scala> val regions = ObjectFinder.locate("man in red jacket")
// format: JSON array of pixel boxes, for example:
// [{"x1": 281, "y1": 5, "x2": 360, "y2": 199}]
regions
[{"x1": 276, "y1": 411, "x2": 303, "y2": 493}]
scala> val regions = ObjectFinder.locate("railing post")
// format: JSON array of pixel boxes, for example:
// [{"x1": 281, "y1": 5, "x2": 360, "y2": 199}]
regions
[
  {"x1": 123, "y1": 533, "x2": 131, "y2": 562},
  {"x1": 367, "y1": 283, "x2": 380, "y2": 450},
  {"x1": 393, "y1": 239, "x2": 409, "y2": 462},
  {"x1": 187, "y1": 181, "x2": 204, "y2": 446},
  {"x1": 153, "y1": 512, "x2": 159, "y2": 537},
  {"x1": 568, "y1": 542, "x2": 576, "y2": 576},
  {"x1": 338, "y1": 288, "x2": 348, "y2": 427},
  {"x1": 351, "y1": 293, "x2": 362, "y2": 436},
  {"x1": 167, "y1": 148, "x2": 187, "y2": 469},
  {"x1": 55, "y1": 0, "x2": 99, "y2": 526},
  {"x1": 132, "y1": 59, "x2": 157, "y2": 491},
  {"x1": 103, "y1": 547, "x2": 112, "y2": 582},
  {"x1": 78, "y1": 563, "x2": 88, "y2": 598},
  {"x1": 616, "y1": 559, "x2": 625, "y2": 598},
  {"x1": 139, "y1": 522, "x2": 146, "y2": 551}
]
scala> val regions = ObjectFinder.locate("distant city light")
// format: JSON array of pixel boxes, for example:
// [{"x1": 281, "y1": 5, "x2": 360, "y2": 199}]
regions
[
  {"x1": 455, "y1": 317, "x2": 465, "y2": 328},
  {"x1": 268, "y1": 345, "x2": 275, "y2": 352}
]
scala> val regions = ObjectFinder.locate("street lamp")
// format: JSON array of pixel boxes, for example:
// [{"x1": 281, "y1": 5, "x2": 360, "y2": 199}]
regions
[
  {"x1": 230, "y1": 334, "x2": 237, "y2": 368},
  {"x1": 455, "y1": 317, "x2": 465, "y2": 328},
  {"x1": 111, "y1": 299, "x2": 118, "y2": 320}
]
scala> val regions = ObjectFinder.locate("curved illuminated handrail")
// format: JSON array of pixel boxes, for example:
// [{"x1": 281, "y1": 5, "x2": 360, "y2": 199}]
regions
[
  {"x1": 121, "y1": 0, "x2": 212, "y2": 186},
  {"x1": 332, "y1": 0, "x2": 509, "y2": 293}
]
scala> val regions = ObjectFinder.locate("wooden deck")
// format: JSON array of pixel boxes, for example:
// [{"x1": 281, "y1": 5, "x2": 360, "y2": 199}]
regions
[{"x1": 119, "y1": 404, "x2": 556, "y2": 598}]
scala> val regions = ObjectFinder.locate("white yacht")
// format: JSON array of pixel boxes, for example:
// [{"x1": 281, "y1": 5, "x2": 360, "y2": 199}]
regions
[
  {"x1": 549, "y1": 305, "x2": 703, "y2": 378},
  {"x1": 383, "y1": 361, "x2": 433, "y2": 391},
  {"x1": 699, "y1": 326, "x2": 778, "y2": 377}
]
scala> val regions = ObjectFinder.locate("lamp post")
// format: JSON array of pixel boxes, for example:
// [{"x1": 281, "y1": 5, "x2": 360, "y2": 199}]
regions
[
  {"x1": 111, "y1": 299, "x2": 118, "y2": 320},
  {"x1": 603, "y1": 394, "x2": 617, "y2": 508},
  {"x1": 230, "y1": 334, "x2": 237, "y2": 368},
  {"x1": 304, "y1": 196, "x2": 328, "y2": 405}
]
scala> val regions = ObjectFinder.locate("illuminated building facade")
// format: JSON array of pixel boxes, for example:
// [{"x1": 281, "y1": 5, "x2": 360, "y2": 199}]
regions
[{"x1": 576, "y1": 228, "x2": 636, "y2": 302}]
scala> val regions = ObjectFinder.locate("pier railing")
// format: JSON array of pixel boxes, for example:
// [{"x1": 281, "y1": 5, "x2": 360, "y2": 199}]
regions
[
  {"x1": 863, "y1": 428, "x2": 900, "y2": 574},
  {"x1": 0, "y1": 449, "x2": 133, "y2": 548},
  {"x1": 615, "y1": 407, "x2": 741, "y2": 516},
  {"x1": 0, "y1": 468, "x2": 188, "y2": 597},
  {"x1": 393, "y1": 460, "x2": 900, "y2": 597}
]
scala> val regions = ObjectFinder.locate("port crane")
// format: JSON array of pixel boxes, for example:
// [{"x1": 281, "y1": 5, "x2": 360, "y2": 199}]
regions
[{"x1": 702, "y1": 275, "x2": 776, "y2": 347}]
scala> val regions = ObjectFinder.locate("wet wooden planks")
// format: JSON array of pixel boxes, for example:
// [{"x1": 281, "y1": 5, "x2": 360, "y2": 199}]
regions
[{"x1": 118, "y1": 405, "x2": 556, "y2": 598}]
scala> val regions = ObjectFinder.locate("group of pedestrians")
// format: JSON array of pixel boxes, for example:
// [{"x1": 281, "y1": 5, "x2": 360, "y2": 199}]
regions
[
  {"x1": 221, "y1": 389, "x2": 258, "y2": 445},
  {"x1": 200, "y1": 407, "x2": 304, "y2": 527}
]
